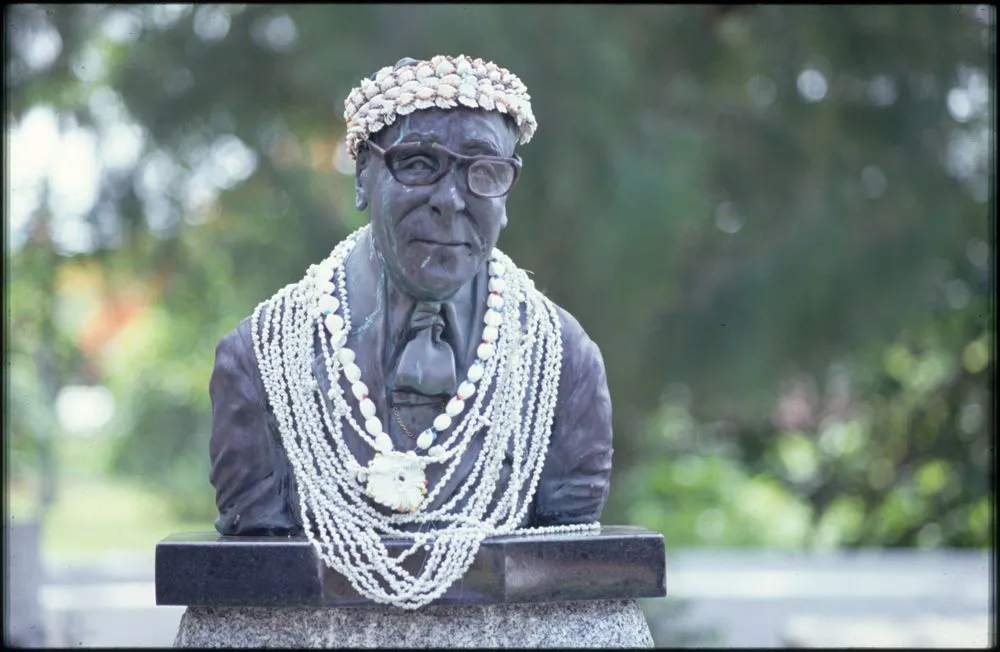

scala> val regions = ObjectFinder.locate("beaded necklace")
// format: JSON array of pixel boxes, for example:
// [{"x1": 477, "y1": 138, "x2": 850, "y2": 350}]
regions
[{"x1": 250, "y1": 225, "x2": 598, "y2": 609}]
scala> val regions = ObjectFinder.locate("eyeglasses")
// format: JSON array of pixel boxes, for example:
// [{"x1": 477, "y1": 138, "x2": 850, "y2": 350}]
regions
[{"x1": 363, "y1": 140, "x2": 521, "y2": 199}]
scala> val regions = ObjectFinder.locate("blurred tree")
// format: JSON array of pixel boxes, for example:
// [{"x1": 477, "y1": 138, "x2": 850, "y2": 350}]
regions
[{"x1": 5, "y1": 4, "x2": 993, "y2": 547}]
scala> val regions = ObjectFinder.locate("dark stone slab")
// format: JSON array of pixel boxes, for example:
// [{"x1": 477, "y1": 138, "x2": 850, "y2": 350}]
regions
[{"x1": 156, "y1": 526, "x2": 666, "y2": 608}]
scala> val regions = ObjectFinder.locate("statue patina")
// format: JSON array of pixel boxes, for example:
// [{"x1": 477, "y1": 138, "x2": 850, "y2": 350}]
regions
[{"x1": 206, "y1": 55, "x2": 614, "y2": 607}]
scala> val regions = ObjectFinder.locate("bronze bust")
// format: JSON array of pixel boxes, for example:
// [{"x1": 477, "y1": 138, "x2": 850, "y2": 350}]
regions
[{"x1": 207, "y1": 55, "x2": 613, "y2": 606}]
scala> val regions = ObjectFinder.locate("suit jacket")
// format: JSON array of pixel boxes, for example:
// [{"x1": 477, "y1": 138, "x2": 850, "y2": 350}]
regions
[{"x1": 208, "y1": 231, "x2": 613, "y2": 535}]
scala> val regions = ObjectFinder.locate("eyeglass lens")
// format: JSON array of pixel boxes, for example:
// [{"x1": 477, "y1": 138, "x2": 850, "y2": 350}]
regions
[{"x1": 387, "y1": 146, "x2": 515, "y2": 197}]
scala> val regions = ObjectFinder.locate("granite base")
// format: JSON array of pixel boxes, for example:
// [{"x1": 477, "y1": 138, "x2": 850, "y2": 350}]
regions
[{"x1": 174, "y1": 600, "x2": 654, "y2": 648}]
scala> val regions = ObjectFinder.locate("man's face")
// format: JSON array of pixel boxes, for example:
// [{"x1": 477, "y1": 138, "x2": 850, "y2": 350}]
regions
[{"x1": 356, "y1": 108, "x2": 518, "y2": 301}]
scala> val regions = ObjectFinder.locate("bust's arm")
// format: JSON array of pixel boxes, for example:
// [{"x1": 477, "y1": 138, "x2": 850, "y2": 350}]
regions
[
  {"x1": 208, "y1": 317, "x2": 302, "y2": 536},
  {"x1": 532, "y1": 308, "x2": 614, "y2": 526}
]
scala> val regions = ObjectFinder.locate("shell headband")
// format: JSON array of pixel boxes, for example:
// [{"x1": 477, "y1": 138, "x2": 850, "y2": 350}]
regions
[{"x1": 342, "y1": 54, "x2": 537, "y2": 159}]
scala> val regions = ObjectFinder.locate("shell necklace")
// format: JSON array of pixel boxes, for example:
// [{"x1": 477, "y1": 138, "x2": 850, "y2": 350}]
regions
[
  {"x1": 317, "y1": 237, "x2": 509, "y2": 513},
  {"x1": 250, "y1": 225, "x2": 599, "y2": 609}
]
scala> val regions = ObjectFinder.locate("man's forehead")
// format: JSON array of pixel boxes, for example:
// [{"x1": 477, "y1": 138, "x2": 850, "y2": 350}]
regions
[{"x1": 386, "y1": 110, "x2": 514, "y2": 151}]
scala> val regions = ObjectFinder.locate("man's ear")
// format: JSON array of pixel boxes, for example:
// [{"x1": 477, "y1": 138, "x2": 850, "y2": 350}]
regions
[{"x1": 355, "y1": 146, "x2": 371, "y2": 211}]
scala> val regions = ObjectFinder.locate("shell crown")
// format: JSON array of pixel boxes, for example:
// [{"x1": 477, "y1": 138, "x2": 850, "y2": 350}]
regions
[{"x1": 343, "y1": 54, "x2": 536, "y2": 158}]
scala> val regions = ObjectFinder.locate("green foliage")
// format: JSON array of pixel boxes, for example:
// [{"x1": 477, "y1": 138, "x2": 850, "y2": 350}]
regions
[
  {"x1": 624, "y1": 295, "x2": 994, "y2": 548},
  {"x1": 5, "y1": 5, "x2": 994, "y2": 543}
]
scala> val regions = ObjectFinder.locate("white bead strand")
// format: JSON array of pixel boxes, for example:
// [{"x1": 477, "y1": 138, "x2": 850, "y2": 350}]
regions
[{"x1": 248, "y1": 227, "x2": 596, "y2": 610}]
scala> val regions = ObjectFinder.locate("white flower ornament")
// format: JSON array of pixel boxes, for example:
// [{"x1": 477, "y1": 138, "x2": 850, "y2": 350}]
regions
[{"x1": 364, "y1": 450, "x2": 428, "y2": 513}]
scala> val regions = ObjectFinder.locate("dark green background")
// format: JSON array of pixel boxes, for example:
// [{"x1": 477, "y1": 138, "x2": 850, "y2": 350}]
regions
[{"x1": 6, "y1": 4, "x2": 994, "y2": 550}]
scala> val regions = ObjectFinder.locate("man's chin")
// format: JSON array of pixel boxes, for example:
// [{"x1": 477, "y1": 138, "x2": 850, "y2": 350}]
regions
[{"x1": 403, "y1": 267, "x2": 480, "y2": 300}]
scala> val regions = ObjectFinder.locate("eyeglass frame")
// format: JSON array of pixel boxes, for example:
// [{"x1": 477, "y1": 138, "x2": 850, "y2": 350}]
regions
[{"x1": 362, "y1": 139, "x2": 523, "y2": 199}]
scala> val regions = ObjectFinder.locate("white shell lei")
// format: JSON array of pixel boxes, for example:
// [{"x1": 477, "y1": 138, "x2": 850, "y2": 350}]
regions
[
  {"x1": 343, "y1": 54, "x2": 537, "y2": 158},
  {"x1": 250, "y1": 225, "x2": 599, "y2": 609}
]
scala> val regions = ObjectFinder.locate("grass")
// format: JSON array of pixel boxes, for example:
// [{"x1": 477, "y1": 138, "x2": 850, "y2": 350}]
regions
[
  {"x1": 8, "y1": 434, "x2": 214, "y2": 563},
  {"x1": 46, "y1": 478, "x2": 211, "y2": 561}
]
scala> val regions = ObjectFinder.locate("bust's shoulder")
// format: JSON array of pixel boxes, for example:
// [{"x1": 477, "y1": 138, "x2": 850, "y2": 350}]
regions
[
  {"x1": 224, "y1": 287, "x2": 296, "y2": 350},
  {"x1": 215, "y1": 305, "x2": 282, "y2": 367},
  {"x1": 529, "y1": 293, "x2": 611, "y2": 430},
  {"x1": 213, "y1": 315, "x2": 257, "y2": 361},
  {"x1": 532, "y1": 292, "x2": 606, "y2": 375},
  {"x1": 502, "y1": 252, "x2": 604, "y2": 375}
]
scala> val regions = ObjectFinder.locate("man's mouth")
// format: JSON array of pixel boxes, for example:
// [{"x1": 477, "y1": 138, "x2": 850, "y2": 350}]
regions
[{"x1": 411, "y1": 238, "x2": 473, "y2": 249}]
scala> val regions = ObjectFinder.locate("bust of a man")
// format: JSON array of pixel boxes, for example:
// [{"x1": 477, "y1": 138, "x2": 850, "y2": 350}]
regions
[{"x1": 207, "y1": 55, "x2": 613, "y2": 607}]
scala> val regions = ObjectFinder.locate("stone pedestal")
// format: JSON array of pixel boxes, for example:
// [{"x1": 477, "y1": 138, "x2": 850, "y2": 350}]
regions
[
  {"x1": 175, "y1": 601, "x2": 653, "y2": 648},
  {"x1": 158, "y1": 526, "x2": 666, "y2": 648}
]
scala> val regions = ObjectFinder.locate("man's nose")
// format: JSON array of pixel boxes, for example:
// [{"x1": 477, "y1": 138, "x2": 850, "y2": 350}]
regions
[{"x1": 428, "y1": 169, "x2": 466, "y2": 217}]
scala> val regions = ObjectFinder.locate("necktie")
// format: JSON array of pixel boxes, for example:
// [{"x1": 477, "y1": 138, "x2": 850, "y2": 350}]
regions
[{"x1": 392, "y1": 301, "x2": 458, "y2": 398}]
